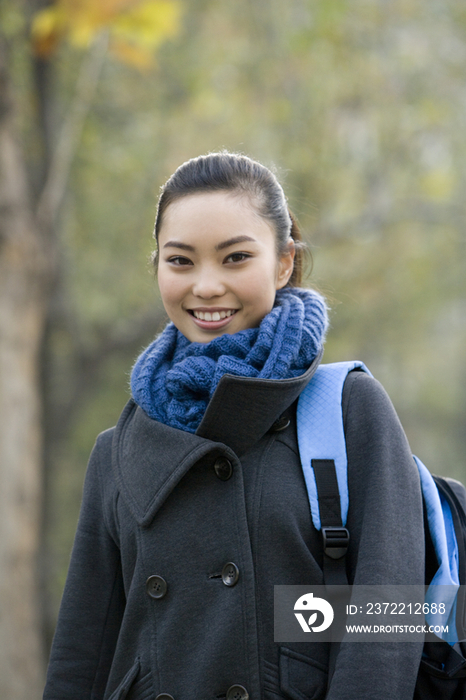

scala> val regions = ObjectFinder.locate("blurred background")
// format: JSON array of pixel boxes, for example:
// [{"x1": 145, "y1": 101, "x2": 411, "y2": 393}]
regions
[{"x1": 0, "y1": 0, "x2": 465, "y2": 697}]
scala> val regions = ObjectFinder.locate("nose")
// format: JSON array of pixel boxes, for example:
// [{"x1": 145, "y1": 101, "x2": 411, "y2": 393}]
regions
[{"x1": 192, "y1": 266, "x2": 226, "y2": 299}]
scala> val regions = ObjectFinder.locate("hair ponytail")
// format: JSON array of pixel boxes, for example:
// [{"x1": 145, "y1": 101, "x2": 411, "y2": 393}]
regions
[{"x1": 287, "y1": 210, "x2": 311, "y2": 288}]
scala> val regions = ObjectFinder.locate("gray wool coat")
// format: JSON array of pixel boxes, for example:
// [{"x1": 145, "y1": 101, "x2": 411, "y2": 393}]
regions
[{"x1": 43, "y1": 356, "x2": 424, "y2": 700}]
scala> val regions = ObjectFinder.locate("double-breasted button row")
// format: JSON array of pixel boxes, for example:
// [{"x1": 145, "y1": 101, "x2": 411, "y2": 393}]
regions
[
  {"x1": 147, "y1": 563, "x2": 239, "y2": 598},
  {"x1": 146, "y1": 575, "x2": 167, "y2": 599},
  {"x1": 214, "y1": 456, "x2": 233, "y2": 480}
]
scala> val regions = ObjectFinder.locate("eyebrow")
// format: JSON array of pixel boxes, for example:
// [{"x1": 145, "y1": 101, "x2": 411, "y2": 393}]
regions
[
  {"x1": 163, "y1": 235, "x2": 256, "y2": 252},
  {"x1": 162, "y1": 240, "x2": 195, "y2": 251}
]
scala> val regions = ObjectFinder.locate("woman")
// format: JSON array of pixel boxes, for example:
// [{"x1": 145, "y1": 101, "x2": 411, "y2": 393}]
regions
[{"x1": 43, "y1": 152, "x2": 424, "y2": 700}]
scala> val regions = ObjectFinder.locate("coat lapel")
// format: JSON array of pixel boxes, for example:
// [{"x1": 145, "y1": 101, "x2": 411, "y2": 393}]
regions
[
  {"x1": 112, "y1": 351, "x2": 322, "y2": 525},
  {"x1": 112, "y1": 400, "x2": 235, "y2": 527}
]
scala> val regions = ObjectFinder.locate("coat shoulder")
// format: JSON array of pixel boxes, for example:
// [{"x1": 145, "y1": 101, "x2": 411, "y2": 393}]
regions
[
  {"x1": 88, "y1": 425, "x2": 116, "y2": 481},
  {"x1": 342, "y1": 369, "x2": 407, "y2": 438}
]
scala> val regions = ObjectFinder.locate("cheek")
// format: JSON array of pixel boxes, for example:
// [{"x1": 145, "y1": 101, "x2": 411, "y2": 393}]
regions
[
  {"x1": 157, "y1": 272, "x2": 182, "y2": 309},
  {"x1": 240, "y1": 267, "x2": 279, "y2": 310}
]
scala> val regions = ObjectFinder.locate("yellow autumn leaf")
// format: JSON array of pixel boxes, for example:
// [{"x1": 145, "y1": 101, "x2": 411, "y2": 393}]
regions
[
  {"x1": 31, "y1": 0, "x2": 181, "y2": 62},
  {"x1": 111, "y1": 0, "x2": 181, "y2": 49},
  {"x1": 31, "y1": 7, "x2": 58, "y2": 38},
  {"x1": 30, "y1": 6, "x2": 63, "y2": 55},
  {"x1": 32, "y1": 0, "x2": 130, "y2": 51}
]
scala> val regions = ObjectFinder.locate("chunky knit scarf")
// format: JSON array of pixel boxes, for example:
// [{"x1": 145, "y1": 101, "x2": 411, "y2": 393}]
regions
[{"x1": 130, "y1": 287, "x2": 328, "y2": 433}]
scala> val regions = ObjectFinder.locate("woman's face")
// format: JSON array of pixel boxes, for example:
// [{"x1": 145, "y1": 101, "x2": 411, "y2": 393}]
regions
[{"x1": 157, "y1": 191, "x2": 295, "y2": 343}]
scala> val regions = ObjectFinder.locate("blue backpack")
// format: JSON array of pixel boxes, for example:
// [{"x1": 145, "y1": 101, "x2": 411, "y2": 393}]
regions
[{"x1": 297, "y1": 362, "x2": 466, "y2": 698}]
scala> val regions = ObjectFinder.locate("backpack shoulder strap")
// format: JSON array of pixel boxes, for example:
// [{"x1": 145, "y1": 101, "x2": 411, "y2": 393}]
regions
[
  {"x1": 297, "y1": 361, "x2": 371, "y2": 532},
  {"x1": 297, "y1": 361, "x2": 372, "y2": 687}
]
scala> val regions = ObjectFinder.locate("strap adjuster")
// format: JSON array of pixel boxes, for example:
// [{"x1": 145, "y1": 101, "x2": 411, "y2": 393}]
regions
[{"x1": 322, "y1": 527, "x2": 350, "y2": 560}]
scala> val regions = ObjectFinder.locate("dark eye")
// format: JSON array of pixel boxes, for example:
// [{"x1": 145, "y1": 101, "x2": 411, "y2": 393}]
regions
[
  {"x1": 225, "y1": 252, "x2": 250, "y2": 263},
  {"x1": 167, "y1": 256, "x2": 192, "y2": 266}
]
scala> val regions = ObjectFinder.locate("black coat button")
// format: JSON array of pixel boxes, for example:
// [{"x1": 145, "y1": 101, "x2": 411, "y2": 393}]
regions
[
  {"x1": 156, "y1": 695, "x2": 175, "y2": 700},
  {"x1": 146, "y1": 575, "x2": 167, "y2": 599},
  {"x1": 272, "y1": 414, "x2": 290, "y2": 431},
  {"x1": 214, "y1": 457, "x2": 233, "y2": 480},
  {"x1": 222, "y1": 562, "x2": 239, "y2": 587},
  {"x1": 226, "y1": 685, "x2": 249, "y2": 700}
]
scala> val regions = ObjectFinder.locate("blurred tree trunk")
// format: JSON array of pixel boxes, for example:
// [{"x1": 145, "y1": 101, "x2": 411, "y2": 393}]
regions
[
  {"x1": 0, "y1": 17, "x2": 106, "y2": 697},
  {"x1": 0, "y1": 20, "x2": 108, "y2": 694},
  {"x1": 0, "y1": 37, "x2": 51, "y2": 699}
]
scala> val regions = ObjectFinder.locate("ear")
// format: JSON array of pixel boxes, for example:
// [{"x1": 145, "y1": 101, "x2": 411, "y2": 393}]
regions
[{"x1": 275, "y1": 239, "x2": 296, "y2": 289}]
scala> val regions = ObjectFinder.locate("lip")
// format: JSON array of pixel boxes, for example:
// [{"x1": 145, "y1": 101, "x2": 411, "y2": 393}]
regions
[{"x1": 187, "y1": 307, "x2": 239, "y2": 331}]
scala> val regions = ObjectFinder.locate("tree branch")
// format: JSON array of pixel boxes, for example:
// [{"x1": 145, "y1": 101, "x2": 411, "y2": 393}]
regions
[{"x1": 36, "y1": 31, "x2": 109, "y2": 232}]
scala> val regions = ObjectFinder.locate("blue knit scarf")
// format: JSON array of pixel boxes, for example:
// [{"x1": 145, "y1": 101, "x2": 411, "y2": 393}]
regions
[{"x1": 130, "y1": 287, "x2": 328, "y2": 433}]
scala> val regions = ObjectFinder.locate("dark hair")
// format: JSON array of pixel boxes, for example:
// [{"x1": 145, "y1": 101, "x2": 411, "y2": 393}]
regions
[{"x1": 152, "y1": 151, "x2": 308, "y2": 287}]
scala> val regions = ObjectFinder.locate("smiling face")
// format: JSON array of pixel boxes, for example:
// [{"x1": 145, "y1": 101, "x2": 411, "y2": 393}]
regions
[{"x1": 157, "y1": 191, "x2": 295, "y2": 343}]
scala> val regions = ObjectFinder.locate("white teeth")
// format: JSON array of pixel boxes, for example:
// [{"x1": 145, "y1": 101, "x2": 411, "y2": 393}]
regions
[{"x1": 192, "y1": 309, "x2": 236, "y2": 321}]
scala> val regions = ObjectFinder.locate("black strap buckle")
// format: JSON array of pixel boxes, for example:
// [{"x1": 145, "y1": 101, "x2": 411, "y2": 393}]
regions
[{"x1": 322, "y1": 527, "x2": 350, "y2": 560}]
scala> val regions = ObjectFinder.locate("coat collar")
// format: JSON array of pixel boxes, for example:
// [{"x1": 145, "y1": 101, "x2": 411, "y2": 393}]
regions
[
  {"x1": 195, "y1": 351, "x2": 322, "y2": 454},
  {"x1": 112, "y1": 351, "x2": 322, "y2": 526}
]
